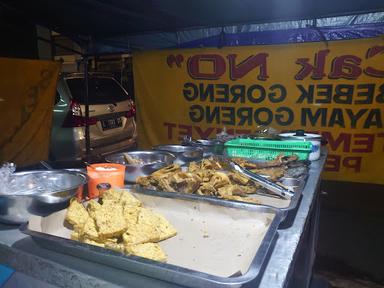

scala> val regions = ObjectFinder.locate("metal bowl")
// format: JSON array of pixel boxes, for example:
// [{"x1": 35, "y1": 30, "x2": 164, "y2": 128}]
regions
[
  {"x1": 194, "y1": 139, "x2": 223, "y2": 156},
  {"x1": 152, "y1": 145, "x2": 204, "y2": 165},
  {"x1": 0, "y1": 170, "x2": 87, "y2": 224},
  {"x1": 105, "y1": 151, "x2": 176, "y2": 183},
  {"x1": 195, "y1": 139, "x2": 219, "y2": 145},
  {"x1": 181, "y1": 137, "x2": 224, "y2": 156}
]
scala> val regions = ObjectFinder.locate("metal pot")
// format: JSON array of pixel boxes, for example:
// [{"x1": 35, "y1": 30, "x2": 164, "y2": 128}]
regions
[
  {"x1": 0, "y1": 170, "x2": 87, "y2": 224},
  {"x1": 278, "y1": 130, "x2": 322, "y2": 161},
  {"x1": 105, "y1": 151, "x2": 176, "y2": 183},
  {"x1": 152, "y1": 144, "x2": 204, "y2": 165}
]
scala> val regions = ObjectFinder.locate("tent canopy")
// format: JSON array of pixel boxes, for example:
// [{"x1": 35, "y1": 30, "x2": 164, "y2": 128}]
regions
[{"x1": 1, "y1": 0, "x2": 384, "y2": 39}]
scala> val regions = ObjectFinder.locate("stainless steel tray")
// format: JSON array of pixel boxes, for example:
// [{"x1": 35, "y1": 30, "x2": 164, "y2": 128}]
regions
[
  {"x1": 20, "y1": 187, "x2": 282, "y2": 288},
  {"x1": 135, "y1": 173, "x2": 307, "y2": 222},
  {"x1": 172, "y1": 157, "x2": 308, "y2": 216}
]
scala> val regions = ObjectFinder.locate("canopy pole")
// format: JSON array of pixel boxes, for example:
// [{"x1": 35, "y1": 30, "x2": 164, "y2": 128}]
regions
[{"x1": 83, "y1": 55, "x2": 91, "y2": 161}]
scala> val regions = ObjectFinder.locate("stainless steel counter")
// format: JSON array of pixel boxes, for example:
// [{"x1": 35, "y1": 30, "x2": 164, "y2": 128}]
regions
[
  {"x1": 258, "y1": 155, "x2": 324, "y2": 288},
  {"x1": 0, "y1": 154, "x2": 326, "y2": 288}
]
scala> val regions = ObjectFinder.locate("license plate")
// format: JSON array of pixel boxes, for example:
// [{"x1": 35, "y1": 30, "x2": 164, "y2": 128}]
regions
[{"x1": 101, "y1": 117, "x2": 122, "y2": 130}]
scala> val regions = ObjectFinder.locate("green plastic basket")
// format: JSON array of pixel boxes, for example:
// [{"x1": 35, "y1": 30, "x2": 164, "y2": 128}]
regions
[{"x1": 224, "y1": 138, "x2": 312, "y2": 160}]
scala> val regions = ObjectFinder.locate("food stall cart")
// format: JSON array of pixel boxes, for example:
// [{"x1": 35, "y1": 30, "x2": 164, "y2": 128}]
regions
[
  {"x1": 1, "y1": 1, "x2": 383, "y2": 287},
  {"x1": 0, "y1": 154, "x2": 325, "y2": 288}
]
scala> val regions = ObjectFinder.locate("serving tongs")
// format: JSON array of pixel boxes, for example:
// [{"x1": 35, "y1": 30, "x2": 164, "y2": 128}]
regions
[{"x1": 217, "y1": 157, "x2": 295, "y2": 200}]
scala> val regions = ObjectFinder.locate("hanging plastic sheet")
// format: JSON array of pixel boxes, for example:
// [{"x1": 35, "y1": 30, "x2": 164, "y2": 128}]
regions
[{"x1": 92, "y1": 12, "x2": 384, "y2": 54}]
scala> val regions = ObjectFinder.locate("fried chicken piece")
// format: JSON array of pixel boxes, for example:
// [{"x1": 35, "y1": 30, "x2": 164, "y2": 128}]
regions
[
  {"x1": 209, "y1": 172, "x2": 231, "y2": 189},
  {"x1": 242, "y1": 185, "x2": 259, "y2": 194},
  {"x1": 250, "y1": 167, "x2": 285, "y2": 181},
  {"x1": 157, "y1": 177, "x2": 176, "y2": 192},
  {"x1": 136, "y1": 176, "x2": 159, "y2": 189},
  {"x1": 201, "y1": 158, "x2": 223, "y2": 170},
  {"x1": 195, "y1": 169, "x2": 215, "y2": 182},
  {"x1": 239, "y1": 197, "x2": 262, "y2": 204},
  {"x1": 151, "y1": 164, "x2": 181, "y2": 177},
  {"x1": 217, "y1": 185, "x2": 256, "y2": 197},
  {"x1": 228, "y1": 172, "x2": 250, "y2": 185},
  {"x1": 124, "y1": 154, "x2": 144, "y2": 165},
  {"x1": 136, "y1": 176, "x2": 151, "y2": 186},
  {"x1": 188, "y1": 161, "x2": 200, "y2": 172},
  {"x1": 196, "y1": 183, "x2": 217, "y2": 196},
  {"x1": 222, "y1": 195, "x2": 261, "y2": 204},
  {"x1": 233, "y1": 154, "x2": 298, "y2": 169},
  {"x1": 217, "y1": 185, "x2": 234, "y2": 197},
  {"x1": 169, "y1": 172, "x2": 200, "y2": 194},
  {"x1": 277, "y1": 154, "x2": 298, "y2": 164},
  {"x1": 232, "y1": 158, "x2": 259, "y2": 169}
]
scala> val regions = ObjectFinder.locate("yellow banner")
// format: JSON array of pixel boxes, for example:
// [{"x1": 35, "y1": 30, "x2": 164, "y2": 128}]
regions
[
  {"x1": 133, "y1": 37, "x2": 384, "y2": 184},
  {"x1": 0, "y1": 57, "x2": 61, "y2": 166}
]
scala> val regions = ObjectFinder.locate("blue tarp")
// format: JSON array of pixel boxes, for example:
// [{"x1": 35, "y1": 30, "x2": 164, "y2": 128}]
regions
[
  {"x1": 1, "y1": 0, "x2": 383, "y2": 53},
  {"x1": 93, "y1": 12, "x2": 384, "y2": 54}
]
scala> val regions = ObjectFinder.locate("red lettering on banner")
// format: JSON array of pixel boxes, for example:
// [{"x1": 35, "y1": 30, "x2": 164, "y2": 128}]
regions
[
  {"x1": 329, "y1": 55, "x2": 362, "y2": 79},
  {"x1": 325, "y1": 154, "x2": 362, "y2": 172},
  {"x1": 294, "y1": 46, "x2": 384, "y2": 80},
  {"x1": 342, "y1": 157, "x2": 362, "y2": 172},
  {"x1": 351, "y1": 134, "x2": 374, "y2": 153},
  {"x1": 187, "y1": 54, "x2": 226, "y2": 80},
  {"x1": 164, "y1": 122, "x2": 176, "y2": 139},
  {"x1": 325, "y1": 154, "x2": 341, "y2": 171},
  {"x1": 227, "y1": 54, "x2": 269, "y2": 81},
  {"x1": 378, "y1": 133, "x2": 384, "y2": 151},
  {"x1": 163, "y1": 123, "x2": 254, "y2": 140},
  {"x1": 364, "y1": 46, "x2": 384, "y2": 78},
  {"x1": 184, "y1": 46, "x2": 384, "y2": 82},
  {"x1": 322, "y1": 132, "x2": 351, "y2": 152},
  {"x1": 195, "y1": 126, "x2": 215, "y2": 139},
  {"x1": 295, "y1": 49, "x2": 330, "y2": 80}
]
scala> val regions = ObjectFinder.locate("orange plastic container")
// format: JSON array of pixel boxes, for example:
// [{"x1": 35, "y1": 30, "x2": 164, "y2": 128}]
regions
[{"x1": 86, "y1": 163, "x2": 125, "y2": 199}]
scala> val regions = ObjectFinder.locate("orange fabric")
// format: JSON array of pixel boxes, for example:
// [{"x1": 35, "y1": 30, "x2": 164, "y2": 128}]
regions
[{"x1": 0, "y1": 57, "x2": 60, "y2": 166}]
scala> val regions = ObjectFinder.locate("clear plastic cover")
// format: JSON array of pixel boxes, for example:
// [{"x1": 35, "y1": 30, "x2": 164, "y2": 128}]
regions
[{"x1": 0, "y1": 163, "x2": 62, "y2": 195}]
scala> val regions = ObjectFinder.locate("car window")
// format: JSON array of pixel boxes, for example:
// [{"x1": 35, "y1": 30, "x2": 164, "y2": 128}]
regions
[{"x1": 66, "y1": 77, "x2": 128, "y2": 104}]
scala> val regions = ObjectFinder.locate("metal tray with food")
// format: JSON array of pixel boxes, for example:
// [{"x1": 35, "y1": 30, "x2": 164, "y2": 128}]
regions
[
  {"x1": 0, "y1": 169, "x2": 87, "y2": 224},
  {"x1": 135, "y1": 155, "x2": 309, "y2": 221},
  {"x1": 20, "y1": 187, "x2": 282, "y2": 288}
]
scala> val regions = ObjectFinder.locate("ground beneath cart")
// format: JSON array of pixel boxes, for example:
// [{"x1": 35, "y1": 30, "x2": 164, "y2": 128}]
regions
[{"x1": 314, "y1": 271, "x2": 384, "y2": 288}]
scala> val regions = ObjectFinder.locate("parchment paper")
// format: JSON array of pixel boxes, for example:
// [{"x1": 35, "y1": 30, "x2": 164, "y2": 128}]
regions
[{"x1": 28, "y1": 192, "x2": 275, "y2": 278}]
